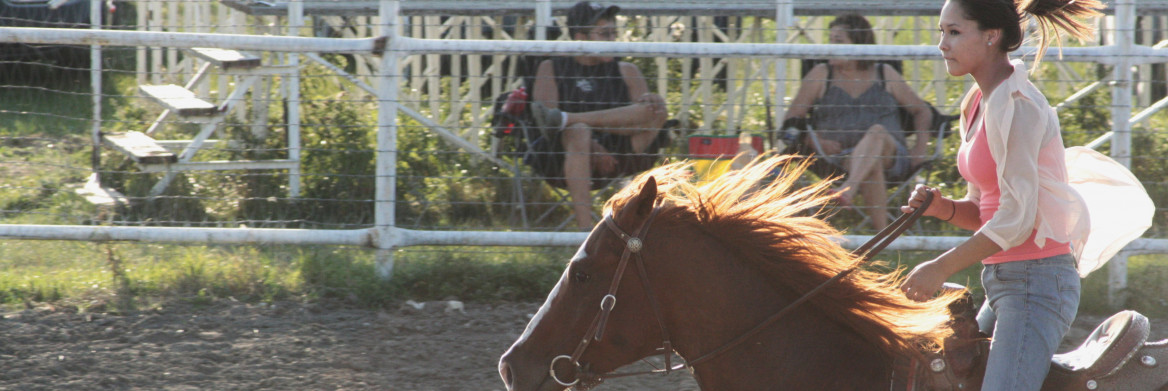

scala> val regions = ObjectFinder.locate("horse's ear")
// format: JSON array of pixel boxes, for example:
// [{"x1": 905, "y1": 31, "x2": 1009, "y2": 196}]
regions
[{"x1": 631, "y1": 176, "x2": 658, "y2": 217}]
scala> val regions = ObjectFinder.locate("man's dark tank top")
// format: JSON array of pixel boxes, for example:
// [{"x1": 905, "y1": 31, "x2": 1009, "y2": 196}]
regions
[{"x1": 552, "y1": 57, "x2": 630, "y2": 113}]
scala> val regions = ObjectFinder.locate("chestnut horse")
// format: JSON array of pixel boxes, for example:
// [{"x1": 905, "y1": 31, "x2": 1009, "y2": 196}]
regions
[{"x1": 498, "y1": 156, "x2": 965, "y2": 390}]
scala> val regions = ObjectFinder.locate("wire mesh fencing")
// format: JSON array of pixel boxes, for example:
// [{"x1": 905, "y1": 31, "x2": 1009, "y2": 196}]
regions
[{"x1": 0, "y1": 0, "x2": 1164, "y2": 241}]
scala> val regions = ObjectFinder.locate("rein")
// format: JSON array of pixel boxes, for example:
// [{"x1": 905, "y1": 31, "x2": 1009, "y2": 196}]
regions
[
  {"x1": 550, "y1": 192, "x2": 934, "y2": 388},
  {"x1": 686, "y1": 190, "x2": 933, "y2": 366}
]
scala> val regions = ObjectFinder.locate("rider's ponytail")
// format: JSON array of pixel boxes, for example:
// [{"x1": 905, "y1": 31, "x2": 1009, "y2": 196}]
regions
[
  {"x1": 1017, "y1": 0, "x2": 1104, "y2": 66},
  {"x1": 950, "y1": 0, "x2": 1103, "y2": 69}
]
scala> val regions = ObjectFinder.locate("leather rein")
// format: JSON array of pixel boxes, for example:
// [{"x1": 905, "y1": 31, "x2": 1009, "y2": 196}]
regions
[{"x1": 550, "y1": 192, "x2": 934, "y2": 388}]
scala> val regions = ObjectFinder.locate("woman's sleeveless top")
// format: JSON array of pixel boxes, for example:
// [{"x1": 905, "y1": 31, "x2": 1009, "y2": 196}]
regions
[
  {"x1": 552, "y1": 57, "x2": 630, "y2": 113},
  {"x1": 810, "y1": 64, "x2": 906, "y2": 149}
]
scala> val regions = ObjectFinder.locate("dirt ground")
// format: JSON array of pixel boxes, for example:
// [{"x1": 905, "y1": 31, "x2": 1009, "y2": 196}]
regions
[{"x1": 0, "y1": 299, "x2": 1164, "y2": 391}]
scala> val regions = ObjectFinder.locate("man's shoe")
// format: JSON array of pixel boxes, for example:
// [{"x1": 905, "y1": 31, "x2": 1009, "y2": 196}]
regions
[{"x1": 530, "y1": 101, "x2": 563, "y2": 131}]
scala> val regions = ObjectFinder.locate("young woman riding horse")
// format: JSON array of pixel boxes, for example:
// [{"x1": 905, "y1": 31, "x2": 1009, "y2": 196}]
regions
[
  {"x1": 900, "y1": 1, "x2": 1107, "y2": 390},
  {"x1": 499, "y1": 155, "x2": 1164, "y2": 391}
]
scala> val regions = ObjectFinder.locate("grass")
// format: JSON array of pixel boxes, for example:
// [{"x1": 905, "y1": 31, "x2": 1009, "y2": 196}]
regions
[
  {"x1": 2, "y1": 239, "x2": 1166, "y2": 320},
  {"x1": 1081, "y1": 254, "x2": 1168, "y2": 317},
  {"x1": 0, "y1": 241, "x2": 572, "y2": 312},
  {"x1": 0, "y1": 64, "x2": 95, "y2": 138},
  {"x1": 889, "y1": 250, "x2": 1168, "y2": 318}
]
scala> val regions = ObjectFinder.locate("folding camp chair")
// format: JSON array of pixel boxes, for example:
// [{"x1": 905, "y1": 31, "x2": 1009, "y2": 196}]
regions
[
  {"x1": 782, "y1": 104, "x2": 959, "y2": 231},
  {"x1": 490, "y1": 86, "x2": 581, "y2": 230},
  {"x1": 772, "y1": 59, "x2": 960, "y2": 231},
  {"x1": 490, "y1": 86, "x2": 677, "y2": 230}
]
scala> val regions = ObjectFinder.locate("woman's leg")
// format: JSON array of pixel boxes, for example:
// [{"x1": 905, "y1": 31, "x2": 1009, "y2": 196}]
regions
[
  {"x1": 977, "y1": 255, "x2": 1080, "y2": 391},
  {"x1": 858, "y1": 166, "x2": 889, "y2": 230},
  {"x1": 839, "y1": 124, "x2": 896, "y2": 229}
]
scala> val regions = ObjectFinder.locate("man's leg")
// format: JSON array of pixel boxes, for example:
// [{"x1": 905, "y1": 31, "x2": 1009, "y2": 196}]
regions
[
  {"x1": 839, "y1": 124, "x2": 896, "y2": 230},
  {"x1": 561, "y1": 123, "x2": 596, "y2": 229},
  {"x1": 562, "y1": 122, "x2": 663, "y2": 230},
  {"x1": 565, "y1": 102, "x2": 667, "y2": 138},
  {"x1": 546, "y1": 97, "x2": 666, "y2": 229},
  {"x1": 624, "y1": 118, "x2": 665, "y2": 154}
]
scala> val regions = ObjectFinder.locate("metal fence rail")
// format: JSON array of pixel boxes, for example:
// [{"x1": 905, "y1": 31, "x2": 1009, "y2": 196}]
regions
[{"x1": 0, "y1": 0, "x2": 1163, "y2": 307}]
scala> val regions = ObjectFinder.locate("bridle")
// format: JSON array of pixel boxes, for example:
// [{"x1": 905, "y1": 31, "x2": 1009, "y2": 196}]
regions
[
  {"x1": 549, "y1": 192, "x2": 934, "y2": 388},
  {"x1": 549, "y1": 205, "x2": 670, "y2": 388}
]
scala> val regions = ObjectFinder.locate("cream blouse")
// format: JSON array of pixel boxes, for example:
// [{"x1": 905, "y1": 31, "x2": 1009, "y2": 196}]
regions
[
  {"x1": 959, "y1": 59, "x2": 1153, "y2": 277},
  {"x1": 958, "y1": 60, "x2": 1089, "y2": 261}
]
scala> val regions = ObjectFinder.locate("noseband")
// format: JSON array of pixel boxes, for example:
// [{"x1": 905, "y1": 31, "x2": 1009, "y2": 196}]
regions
[{"x1": 549, "y1": 193, "x2": 933, "y2": 388}]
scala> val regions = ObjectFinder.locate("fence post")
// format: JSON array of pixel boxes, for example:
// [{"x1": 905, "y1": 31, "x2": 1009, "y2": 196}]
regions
[
  {"x1": 1108, "y1": 0, "x2": 1136, "y2": 308},
  {"x1": 375, "y1": 0, "x2": 403, "y2": 279},
  {"x1": 535, "y1": 0, "x2": 551, "y2": 41},
  {"x1": 773, "y1": 0, "x2": 792, "y2": 146},
  {"x1": 90, "y1": 0, "x2": 102, "y2": 182},
  {"x1": 288, "y1": 1, "x2": 303, "y2": 198}
]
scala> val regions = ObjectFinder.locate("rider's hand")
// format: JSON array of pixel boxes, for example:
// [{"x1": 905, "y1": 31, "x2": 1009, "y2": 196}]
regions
[
  {"x1": 900, "y1": 259, "x2": 952, "y2": 302},
  {"x1": 900, "y1": 185, "x2": 949, "y2": 219}
]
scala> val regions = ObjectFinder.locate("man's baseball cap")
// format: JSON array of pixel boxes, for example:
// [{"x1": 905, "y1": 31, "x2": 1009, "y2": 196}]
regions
[{"x1": 566, "y1": 1, "x2": 620, "y2": 32}]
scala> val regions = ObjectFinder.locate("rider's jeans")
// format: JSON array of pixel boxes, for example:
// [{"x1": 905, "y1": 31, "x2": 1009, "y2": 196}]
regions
[{"x1": 976, "y1": 253, "x2": 1080, "y2": 391}]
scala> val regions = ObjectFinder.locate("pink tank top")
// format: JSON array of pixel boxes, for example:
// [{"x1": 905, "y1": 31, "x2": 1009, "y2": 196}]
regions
[{"x1": 957, "y1": 91, "x2": 1070, "y2": 264}]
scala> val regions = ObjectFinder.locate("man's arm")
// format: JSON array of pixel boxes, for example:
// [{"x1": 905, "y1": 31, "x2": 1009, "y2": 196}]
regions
[
  {"x1": 618, "y1": 61, "x2": 651, "y2": 100},
  {"x1": 532, "y1": 59, "x2": 559, "y2": 110},
  {"x1": 537, "y1": 60, "x2": 665, "y2": 134},
  {"x1": 618, "y1": 62, "x2": 666, "y2": 119}
]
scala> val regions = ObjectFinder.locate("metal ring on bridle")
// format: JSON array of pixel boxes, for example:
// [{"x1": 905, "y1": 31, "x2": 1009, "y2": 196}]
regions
[
  {"x1": 600, "y1": 294, "x2": 616, "y2": 311},
  {"x1": 549, "y1": 355, "x2": 580, "y2": 386},
  {"x1": 626, "y1": 237, "x2": 643, "y2": 253}
]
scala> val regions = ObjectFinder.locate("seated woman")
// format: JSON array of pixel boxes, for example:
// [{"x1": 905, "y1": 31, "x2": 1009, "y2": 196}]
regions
[{"x1": 782, "y1": 13, "x2": 933, "y2": 230}]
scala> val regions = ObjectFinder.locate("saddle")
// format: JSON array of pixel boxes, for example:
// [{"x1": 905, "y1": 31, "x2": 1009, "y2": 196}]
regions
[
  {"x1": 896, "y1": 286, "x2": 1168, "y2": 391},
  {"x1": 1041, "y1": 310, "x2": 1168, "y2": 391}
]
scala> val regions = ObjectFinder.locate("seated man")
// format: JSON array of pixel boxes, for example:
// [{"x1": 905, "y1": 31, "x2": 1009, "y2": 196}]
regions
[
  {"x1": 782, "y1": 13, "x2": 933, "y2": 231},
  {"x1": 529, "y1": 1, "x2": 668, "y2": 229}
]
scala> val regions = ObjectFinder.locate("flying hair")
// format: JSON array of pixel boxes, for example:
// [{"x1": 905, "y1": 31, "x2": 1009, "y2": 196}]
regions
[{"x1": 1017, "y1": 0, "x2": 1104, "y2": 68}]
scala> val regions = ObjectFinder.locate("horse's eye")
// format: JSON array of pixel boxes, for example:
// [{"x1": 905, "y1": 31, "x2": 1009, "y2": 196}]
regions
[{"x1": 573, "y1": 270, "x2": 591, "y2": 283}]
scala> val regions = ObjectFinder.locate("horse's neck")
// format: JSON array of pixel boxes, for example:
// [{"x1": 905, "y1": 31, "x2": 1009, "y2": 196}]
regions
[
  {"x1": 685, "y1": 312, "x2": 894, "y2": 390},
  {"x1": 654, "y1": 229, "x2": 894, "y2": 389}
]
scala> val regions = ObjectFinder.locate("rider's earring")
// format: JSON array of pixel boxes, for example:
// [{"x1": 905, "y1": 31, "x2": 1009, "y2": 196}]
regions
[{"x1": 987, "y1": 41, "x2": 993, "y2": 46}]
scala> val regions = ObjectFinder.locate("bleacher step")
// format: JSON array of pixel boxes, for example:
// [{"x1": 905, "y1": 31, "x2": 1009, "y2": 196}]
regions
[
  {"x1": 139, "y1": 159, "x2": 298, "y2": 173},
  {"x1": 74, "y1": 174, "x2": 129, "y2": 208},
  {"x1": 186, "y1": 47, "x2": 262, "y2": 70},
  {"x1": 102, "y1": 131, "x2": 178, "y2": 165},
  {"x1": 140, "y1": 84, "x2": 219, "y2": 117},
  {"x1": 155, "y1": 139, "x2": 242, "y2": 150}
]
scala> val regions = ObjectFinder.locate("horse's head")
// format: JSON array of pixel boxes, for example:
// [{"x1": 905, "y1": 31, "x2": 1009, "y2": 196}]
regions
[{"x1": 499, "y1": 177, "x2": 668, "y2": 391}]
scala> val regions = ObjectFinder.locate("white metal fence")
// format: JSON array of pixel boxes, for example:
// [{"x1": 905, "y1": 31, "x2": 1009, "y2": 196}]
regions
[{"x1": 0, "y1": 0, "x2": 1165, "y2": 303}]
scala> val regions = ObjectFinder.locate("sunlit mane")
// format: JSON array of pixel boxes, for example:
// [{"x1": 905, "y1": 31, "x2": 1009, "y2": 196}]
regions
[{"x1": 604, "y1": 155, "x2": 960, "y2": 358}]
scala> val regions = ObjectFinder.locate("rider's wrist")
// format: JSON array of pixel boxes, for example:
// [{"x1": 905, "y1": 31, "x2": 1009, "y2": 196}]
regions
[{"x1": 940, "y1": 199, "x2": 956, "y2": 222}]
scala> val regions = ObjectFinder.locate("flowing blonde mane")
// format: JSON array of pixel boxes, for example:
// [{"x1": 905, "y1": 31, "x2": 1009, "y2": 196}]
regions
[{"x1": 604, "y1": 155, "x2": 960, "y2": 358}]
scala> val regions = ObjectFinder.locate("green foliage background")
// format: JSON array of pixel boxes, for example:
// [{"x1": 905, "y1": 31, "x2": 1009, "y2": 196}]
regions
[{"x1": 0, "y1": 17, "x2": 1165, "y2": 318}]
